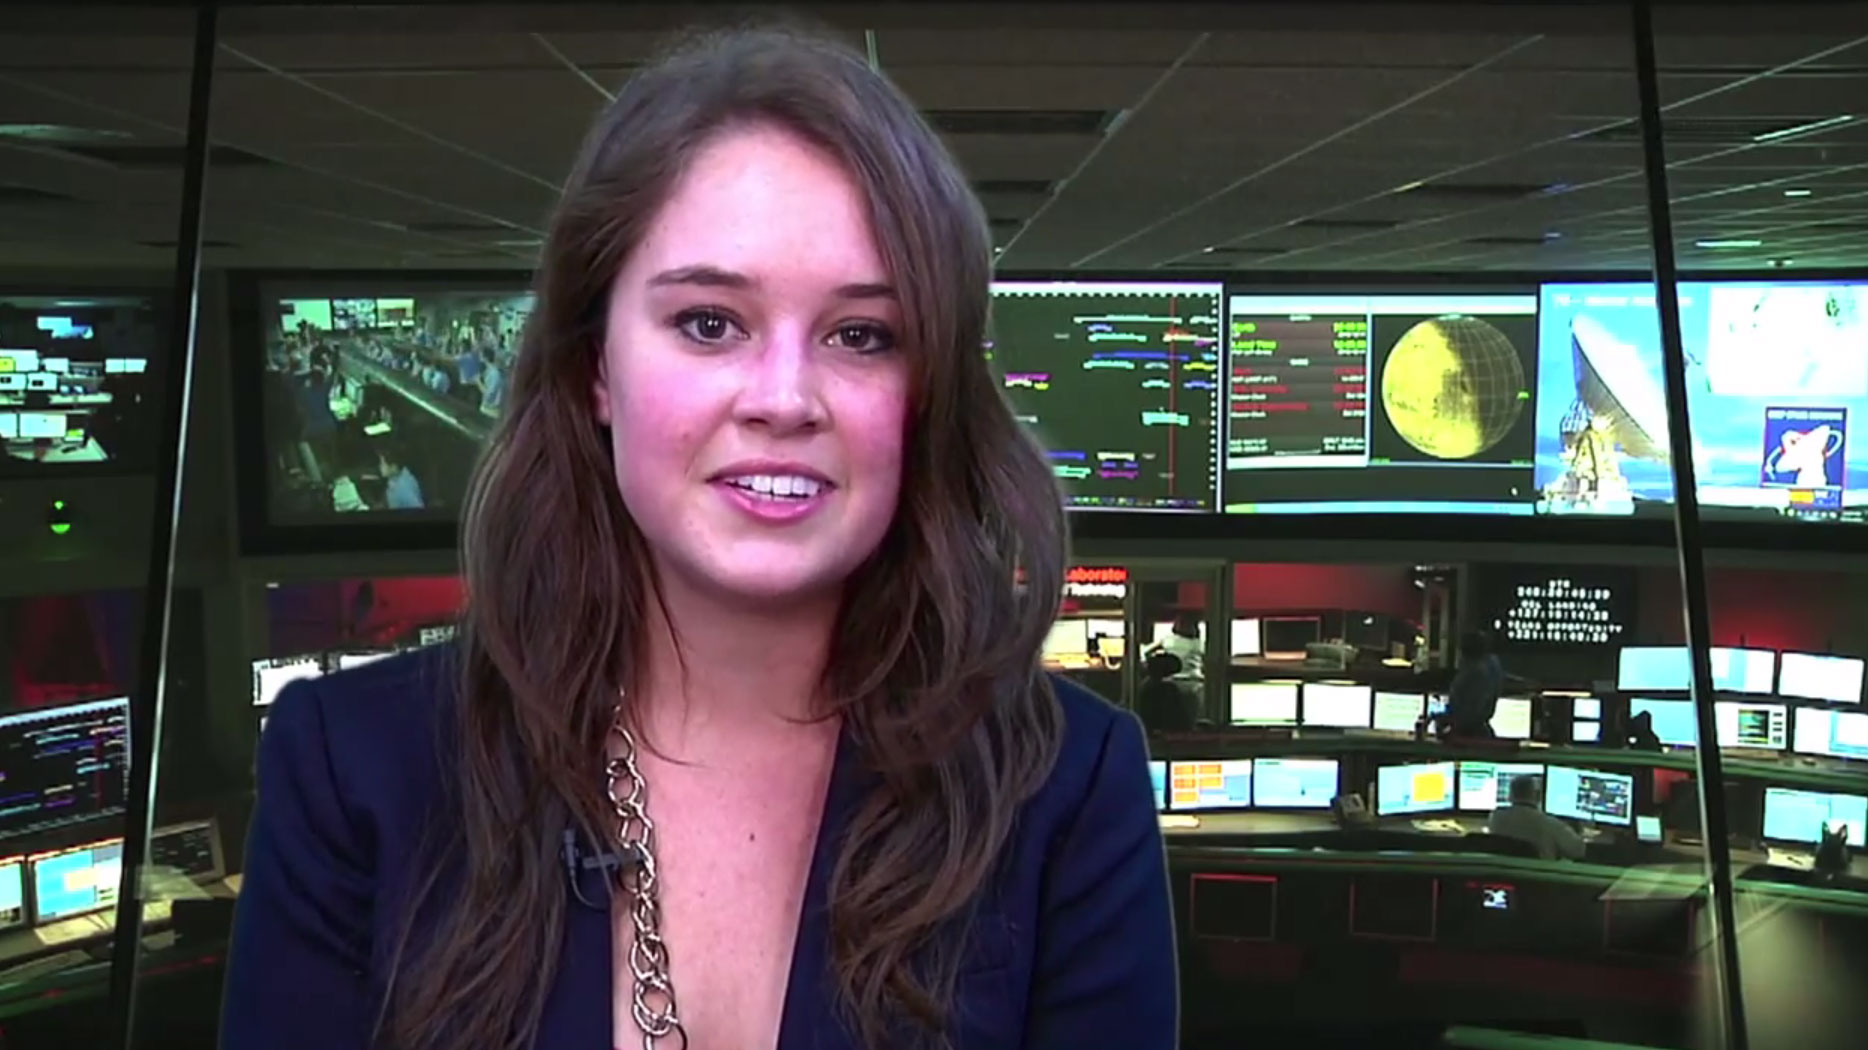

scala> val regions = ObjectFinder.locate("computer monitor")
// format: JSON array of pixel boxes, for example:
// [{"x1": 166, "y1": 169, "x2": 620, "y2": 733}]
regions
[
  {"x1": 1426, "y1": 694, "x2": 1449, "y2": 718},
  {"x1": 0, "y1": 858, "x2": 23, "y2": 930},
  {"x1": 1710, "y1": 647, "x2": 1777, "y2": 695},
  {"x1": 1573, "y1": 720, "x2": 1602, "y2": 743},
  {"x1": 1631, "y1": 696, "x2": 1698, "y2": 747},
  {"x1": 1148, "y1": 760, "x2": 1168, "y2": 811},
  {"x1": 0, "y1": 697, "x2": 130, "y2": 840},
  {"x1": 334, "y1": 650, "x2": 395, "y2": 671},
  {"x1": 1636, "y1": 815, "x2": 1663, "y2": 843},
  {"x1": 1096, "y1": 636, "x2": 1127, "y2": 663},
  {"x1": 1778, "y1": 652, "x2": 1866, "y2": 705},
  {"x1": 1544, "y1": 766, "x2": 1634, "y2": 825},
  {"x1": 1490, "y1": 697, "x2": 1534, "y2": 740},
  {"x1": 1252, "y1": 758, "x2": 1339, "y2": 809},
  {"x1": 1041, "y1": 619, "x2": 1091, "y2": 663},
  {"x1": 1793, "y1": 706, "x2": 1868, "y2": 760},
  {"x1": 253, "y1": 655, "x2": 322, "y2": 707},
  {"x1": 1763, "y1": 787, "x2": 1868, "y2": 848},
  {"x1": 151, "y1": 820, "x2": 225, "y2": 883},
  {"x1": 1230, "y1": 681, "x2": 1299, "y2": 726},
  {"x1": 1715, "y1": 701, "x2": 1788, "y2": 750},
  {"x1": 28, "y1": 838, "x2": 123, "y2": 923},
  {"x1": 1375, "y1": 761, "x2": 1457, "y2": 817},
  {"x1": 1261, "y1": 617, "x2": 1321, "y2": 659},
  {"x1": 1456, "y1": 761, "x2": 1547, "y2": 812},
  {"x1": 1301, "y1": 682, "x2": 1373, "y2": 728},
  {"x1": 1372, "y1": 692, "x2": 1424, "y2": 733},
  {"x1": 1230, "y1": 618, "x2": 1262, "y2": 658},
  {"x1": 1574, "y1": 698, "x2": 1602, "y2": 719},
  {"x1": 1617, "y1": 646, "x2": 1691, "y2": 692},
  {"x1": 1168, "y1": 759, "x2": 1253, "y2": 811}
]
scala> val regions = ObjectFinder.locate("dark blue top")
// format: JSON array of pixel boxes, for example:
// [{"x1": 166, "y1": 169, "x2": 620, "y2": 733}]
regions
[
  {"x1": 222, "y1": 646, "x2": 1177, "y2": 1050},
  {"x1": 1446, "y1": 652, "x2": 1505, "y2": 734}
]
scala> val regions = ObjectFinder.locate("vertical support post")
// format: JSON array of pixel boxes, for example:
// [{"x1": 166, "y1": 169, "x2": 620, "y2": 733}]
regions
[
  {"x1": 109, "y1": 3, "x2": 218, "y2": 1046},
  {"x1": 1628, "y1": 3, "x2": 1749, "y2": 1047}
]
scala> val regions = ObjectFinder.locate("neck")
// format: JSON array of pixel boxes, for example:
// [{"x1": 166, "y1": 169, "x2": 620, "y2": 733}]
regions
[{"x1": 633, "y1": 572, "x2": 841, "y2": 754}]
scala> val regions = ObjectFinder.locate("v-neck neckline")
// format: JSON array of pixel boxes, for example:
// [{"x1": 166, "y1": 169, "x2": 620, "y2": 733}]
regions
[{"x1": 568, "y1": 721, "x2": 870, "y2": 1050}]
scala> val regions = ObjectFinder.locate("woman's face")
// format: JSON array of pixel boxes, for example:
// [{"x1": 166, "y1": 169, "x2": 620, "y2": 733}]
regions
[{"x1": 595, "y1": 122, "x2": 910, "y2": 608}]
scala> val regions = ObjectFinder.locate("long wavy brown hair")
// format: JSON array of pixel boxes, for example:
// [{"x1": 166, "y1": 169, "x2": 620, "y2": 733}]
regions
[{"x1": 379, "y1": 21, "x2": 1067, "y2": 1050}]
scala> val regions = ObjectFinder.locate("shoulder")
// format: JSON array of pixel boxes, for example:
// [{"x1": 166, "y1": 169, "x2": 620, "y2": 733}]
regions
[
  {"x1": 261, "y1": 643, "x2": 458, "y2": 837},
  {"x1": 1016, "y1": 674, "x2": 1153, "y2": 844}
]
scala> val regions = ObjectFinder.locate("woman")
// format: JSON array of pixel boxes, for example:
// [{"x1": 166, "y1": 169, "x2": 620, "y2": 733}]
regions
[{"x1": 223, "y1": 23, "x2": 1175, "y2": 1050}]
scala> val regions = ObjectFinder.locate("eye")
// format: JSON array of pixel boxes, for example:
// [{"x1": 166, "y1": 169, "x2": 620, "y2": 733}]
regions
[
  {"x1": 672, "y1": 308, "x2": 745, "y2": 345},
  {"x1": 828, "y1": 321, "x2": 896, "y2": 355}
]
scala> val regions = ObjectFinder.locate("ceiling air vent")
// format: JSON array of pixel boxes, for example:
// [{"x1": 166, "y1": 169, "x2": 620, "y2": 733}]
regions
[
  {"x1": 1465, "y1": 234, "x2": 1555, "y2": 246},
  {"x1": 974, "y1": 179, "x2": 1056, "y2": 196},
  {"x1": 927, "y1": 110, "x2": 1113, "y2": 136},
  {"x1": 1407, "y1": 182, "x2": 1553, "y2": 200},
  {"x1": 53, "y1": 143, "x2": 274, "y2": 168},
  {"x1": 1204, "y1": 246, "x2": 1293, "y2": 257},
  {"x1": 139, "y1": 238, "x2": 237, "y2": 248},
  {"x1": 401, "y1": 220, "x2": 515, "y2": 235},
  {"x1": 1292, "y1": 218, "x2": 1401, "y2": 231},
  {"x1": 0, "y1": 184, "x2": 76, "y2": 204},
  {"x1": 1577, "y1": 118, "x2": 1787, "y2": 146}
]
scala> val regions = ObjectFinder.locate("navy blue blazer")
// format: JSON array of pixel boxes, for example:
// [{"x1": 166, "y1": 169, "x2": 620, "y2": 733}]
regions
[{"x1": 222, "y1": 646, "x2": 1177, "y2": 1049}]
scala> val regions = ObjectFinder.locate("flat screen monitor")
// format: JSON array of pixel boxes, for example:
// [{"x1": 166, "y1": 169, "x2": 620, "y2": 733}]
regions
[
  {"x1": 1086, "y1": 618, "x2": 1124, "y2": 641},
  {"x1": 1260, "y1": 617, "x2": 1320, "y2": 658},
  {"x1": 1536, "y1": 279, "x2": 1868, "y2": 524},
  {"x1": 1221, "y1": 292, "x2": 1539, "y2": 516},
  {"x1": 250, "y1": 282, "x2": 535, "y2": 527},
  {"x1": 334, "y1": 650, "x2": 395, "y2": 671},
  {"x1": 1778, "y1": 652, "x2": 1866, "y2": 704},
  {"x1": 1230, "y1": 681, "x2": 1299, "y2": 726},
  {"x1": 1573, "y1": 720, "x2": 1602, "y2": 743},
  {"x1": 1230, "y1": 618, "x2": 1262, "y2": 657},
  {"x1": 1618, "y1": 646, "x2": 1691, "y2": 692},
  {"x1": 0, "y1": 294, "x2": 161, "y2": 477},
  {"x1": 1301, "y1": 682, "x2": 1373, "y2": 728},
  {"x1": 1631, "y1": 696, "x2": 1698, "y2": 747},
  {"x1": 1426, "y1": 694, "x2": 1449, "y2": 718},
  {"x1": 1169, "y1": 759, "x2": 1253, "y2": 811},
  {"x1": 1544, "y1": 766, "x2": 1635, "y2": 825},
  {"x1": 1042, "y1": 619, "x2": 1090, "y2": 663},
  {"x1": 28, "y1": 838, "x2": 123, "y2": 922},
  {"x1": 1763, "y1": 788, "x2": 1868, "y2": 847},
  {"x1": 1252, "y1": 758, "x2": 1339, "y2": 809},
  {"x1": 253, "y1": 656, "x2": 322, "y2": 707},
  {"x1": 1793, "y1": 706, "x2": 1868, "y2": 760},
  {"x1": 150, "y1": 820, "x2": 225, "y2": 883},
  {"x1": 1715, "y1": 700, "x2": 1788, "y2": 750},
  {"x1": 1148, "y1": 760, "x2": 1168, "y2": 811},
  {"x1": 1456, "y1": 761, "x2": 1548, "y2": 812},
  {"x1": 0, "y1": 858, "x2": 21, "y2": 929},
  {"x1": 1574, "y1": 697, "x2": 1602, "y2": 719},
  {"x1": 0, "y1": 697, "x2": 130, "y2": 840},
  {"x1": 1636, "y1": 815, "x2": 1663, "y2": 843},
  {"x1": 1372, "y1": 691, "x2": 1424, "y2": 733},
  {"x1": 1711, "y1": 647, "x2": 1777, "y2": 695},
  {"x1": 1375, "y1": 761, "x2": 1457, "y2": 817},
  {"x1": 1490, "y1": 697, "x2": 1534, "y2": 740},
  {"x1": 989, "y1": 281, "x2": 1224, "y2": 512}
]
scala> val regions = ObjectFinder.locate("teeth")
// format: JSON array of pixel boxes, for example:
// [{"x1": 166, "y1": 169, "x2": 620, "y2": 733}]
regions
[{"x1": 725, "y1": 473, "x2": 823, "y2": 500}]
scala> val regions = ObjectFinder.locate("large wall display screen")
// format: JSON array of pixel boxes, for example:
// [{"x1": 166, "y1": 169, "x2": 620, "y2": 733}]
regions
[
  {"x1": 255, "y1": 283, "x2": 534, "y2": 524},
  {"x1": 1537, "y1": 281, "x2": 1868, "y2": 523},
  {"x1": 1221, "y1": 293, "x2": 1539, "y2": 515},
  {"x1": 0, "y1": 294, "x2": 160, "y2": 476},
  {"x1": 989, "y1": 282, "x2": 1224, "y2": 511}
]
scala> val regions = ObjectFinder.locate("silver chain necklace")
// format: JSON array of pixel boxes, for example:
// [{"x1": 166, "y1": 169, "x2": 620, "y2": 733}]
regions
[{"x1": 606, "y1": 714, "x2": 689, "y2": 1050}]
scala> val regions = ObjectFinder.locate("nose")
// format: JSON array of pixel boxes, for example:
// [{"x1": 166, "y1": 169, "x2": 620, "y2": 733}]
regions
[{"x1": 732, "y1": 322, "x2": 827, "y2": 434}]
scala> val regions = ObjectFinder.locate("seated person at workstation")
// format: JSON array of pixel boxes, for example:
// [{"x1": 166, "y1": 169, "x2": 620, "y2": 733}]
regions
[
  {"x1": 1145, "y1": 611, "x2": 1205, "y2": 686},
  {"x1": 1136, "y1": 651, "x2": 1197, "y2": 734},
  {"x1": 1487, "y1": 775, "x2": 1585, "y2": 861}
]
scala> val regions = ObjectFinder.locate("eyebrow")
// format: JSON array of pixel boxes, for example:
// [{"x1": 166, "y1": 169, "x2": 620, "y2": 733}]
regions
[{"x1": 646, "y1": 265, "x2": 896, "y2": 301}]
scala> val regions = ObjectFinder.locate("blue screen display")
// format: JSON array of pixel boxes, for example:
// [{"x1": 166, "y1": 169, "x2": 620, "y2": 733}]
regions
[
  {"x1": 31, "y1": 840, "x2": 121, "y2": 922},
  {"x1": 1537, "y1": 281, "x2": 1868, "y2": 522}
]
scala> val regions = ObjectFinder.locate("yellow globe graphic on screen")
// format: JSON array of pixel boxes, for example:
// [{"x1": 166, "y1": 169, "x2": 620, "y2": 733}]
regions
[{"x1": 1380, "y1": 315, "x2": 1525, "y2": 459}]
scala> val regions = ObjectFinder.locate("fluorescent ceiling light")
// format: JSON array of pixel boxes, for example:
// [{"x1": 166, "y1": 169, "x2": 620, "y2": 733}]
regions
[
  {"x1": 1783, "y1": 188, "x2": 1814, "y2": 197},
  {"x1": 1752, "y1": 115, "x2": 1854, "y2": 143},
  {"x1": 1696, "y1": 239, "x2": 1763, "y2": 249}
]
